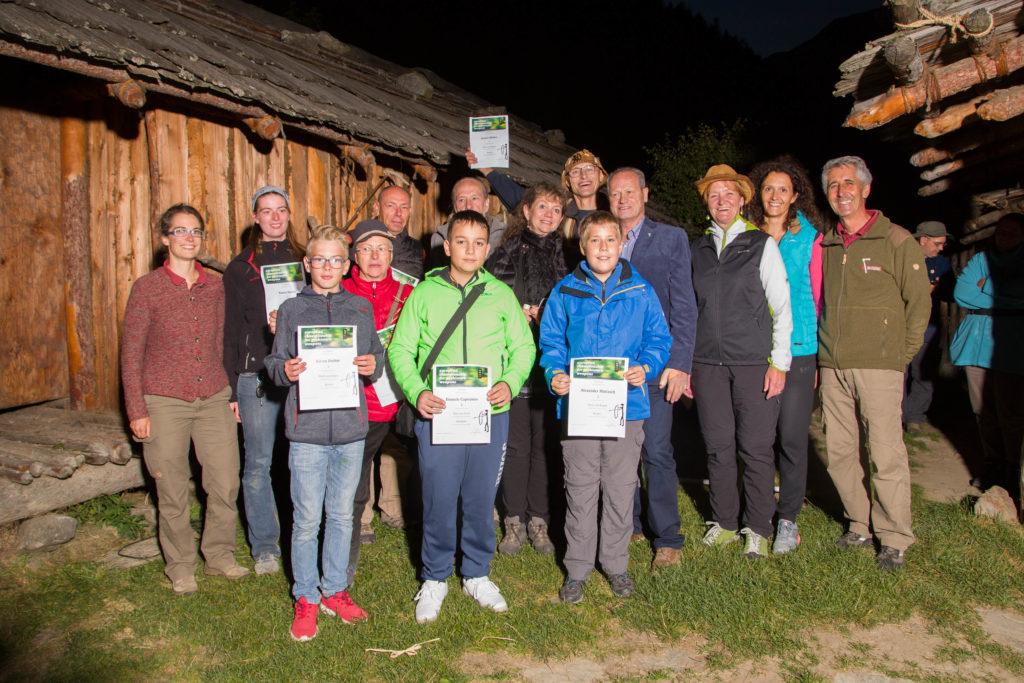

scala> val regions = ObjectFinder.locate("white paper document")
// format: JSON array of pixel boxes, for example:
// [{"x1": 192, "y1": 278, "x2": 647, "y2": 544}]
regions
[
  {"x1": 468, "y1": 115, "x2": 510, "y2": 169},
  {"x1": 297, "y1": 325, "x2": 359, "y2": 411},
  {"x1": 371, "y1": 325, "x2": 400, "y2": 407},
  {"x1": 260, "y1": 262, "x2": 305, "y2": 323},
  {"x1": 431, "y1": 364, "x2": 491, "y2": 445},
  {"x1": 567, "y1": 357, "x2": 628, "y2": 438}
]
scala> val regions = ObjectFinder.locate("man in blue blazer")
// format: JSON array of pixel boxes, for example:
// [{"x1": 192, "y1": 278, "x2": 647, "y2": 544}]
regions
[{"x1": 608, "y1": 167, "x2": 698, "y2": 568}]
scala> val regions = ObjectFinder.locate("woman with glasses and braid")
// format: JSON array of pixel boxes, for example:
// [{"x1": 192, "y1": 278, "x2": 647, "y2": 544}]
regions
[{"x1": 122, "y1": 204, "x2": 250, "y2": 597}]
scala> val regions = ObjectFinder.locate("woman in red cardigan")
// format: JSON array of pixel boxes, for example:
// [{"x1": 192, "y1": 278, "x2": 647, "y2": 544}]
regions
[{"x1": 121, "y1": 204, "x2": 249, "y2": 596}]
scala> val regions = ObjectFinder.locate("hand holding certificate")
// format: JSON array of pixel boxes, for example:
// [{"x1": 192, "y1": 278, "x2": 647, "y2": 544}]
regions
[
  {"x1": 296, "y1": 325, "x2": 359, "y2": 411},
  {"x1": 567, "y1": 357, "x2": 628, "y2": 438},
  {"x1": 260, "y1": 262, "x2": 304, "y2": 323},
  {"x1": 431, "y1": 365, "x2": 492, "y2": 444},
  {"x1": 468, "y1": 115, "x2": 509, "y2": 169}
]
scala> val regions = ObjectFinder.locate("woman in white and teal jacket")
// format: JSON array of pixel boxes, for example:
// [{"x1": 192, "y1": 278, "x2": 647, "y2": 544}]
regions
[{"x1": 748, "y1": 157, "x2": 824, "y2": 555}]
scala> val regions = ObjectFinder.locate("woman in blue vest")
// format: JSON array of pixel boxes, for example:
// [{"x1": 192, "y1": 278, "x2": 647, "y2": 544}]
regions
[
  {"x1": 690, "y1": 165, "x2": 792, "y2": 559},
  {"x1": 748, "y1": 157, "x2": 823, "y2": 555}
]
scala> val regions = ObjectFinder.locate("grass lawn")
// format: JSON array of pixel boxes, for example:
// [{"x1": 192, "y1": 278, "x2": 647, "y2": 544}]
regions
[{"x1": 1, "y1": 484, "x2": 1023, "y2": 681}]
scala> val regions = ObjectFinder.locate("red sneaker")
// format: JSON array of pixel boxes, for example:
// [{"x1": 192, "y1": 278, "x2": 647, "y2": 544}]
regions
[
  {"x1": 320, "y1": 590, "x2": 368, "y2": 623},
  {"x1": 290, "y1": 597, "x2": 318, "y2": 642}
]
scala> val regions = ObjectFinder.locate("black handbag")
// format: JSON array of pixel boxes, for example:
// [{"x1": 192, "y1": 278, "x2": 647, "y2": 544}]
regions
[{"x1": 393, "y1": 283, "x2": 485, "y2": 437}]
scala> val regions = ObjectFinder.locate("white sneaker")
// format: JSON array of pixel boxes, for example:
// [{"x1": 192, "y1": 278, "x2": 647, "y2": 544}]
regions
[
  {"x1": 462, "y1": 576, "x2": 508, "y2": 613},
  {"x1": 413, "y1": 580, "x2": 448, "y2": 624}
]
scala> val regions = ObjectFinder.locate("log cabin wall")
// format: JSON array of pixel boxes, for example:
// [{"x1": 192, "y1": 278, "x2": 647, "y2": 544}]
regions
[{"x1": 0, "y1": 73, "x2": 446, "y2": 413}]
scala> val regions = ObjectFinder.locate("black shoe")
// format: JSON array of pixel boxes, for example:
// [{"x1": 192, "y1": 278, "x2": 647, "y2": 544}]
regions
[
  {"x1": 835, "y1": 531, "x2": 872, "y2": 548},
  {"x1": 877, "y1": 545, "x2": 905, "y2": 572},
  {"x1": 607, "y1": 573, "x2": 634, "y2": 598},
  {"x1": 559, "y1": 578, "x2": 585, "y2": 604}
]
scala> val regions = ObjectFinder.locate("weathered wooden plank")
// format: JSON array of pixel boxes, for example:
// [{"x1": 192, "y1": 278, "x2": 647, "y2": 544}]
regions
[
  {"x1": 0, "y1": 106, "x2": 67, "y2": 410},
  {"x1": 287, "y1": 140, "x2": 309, "y2": 235},
  {"x1": 307, "y1": 146, "x2": 327, "y2": 228},
  {"x1": 145, "y1": 108, "x2": 189, "y2": 223},
  {"x1": 231, "y1": 127, "x2": 257, "y2": 248},
  {"x1": 0, "y1": 427, "x2": 118, "y2": 465},
  {"x1": 201, "y1": 121, "x2": 233, "y2": 262}
]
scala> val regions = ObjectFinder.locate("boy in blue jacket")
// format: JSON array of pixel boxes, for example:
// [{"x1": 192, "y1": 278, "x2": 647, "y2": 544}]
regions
[
  {"x1": 265, "y1": 226, "x2": 384, "y2": 642},
  {"x1": 539, "y1": 211, "x2": 671, "y2": 603}
]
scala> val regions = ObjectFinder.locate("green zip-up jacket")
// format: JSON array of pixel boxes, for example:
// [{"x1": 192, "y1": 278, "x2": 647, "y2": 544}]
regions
[
  {"x1": 388, "y1": 267, "x2": 536, "y2": 414},
  {"x1": 818, "y1": 211, "x2": 931, "y2": 371}
]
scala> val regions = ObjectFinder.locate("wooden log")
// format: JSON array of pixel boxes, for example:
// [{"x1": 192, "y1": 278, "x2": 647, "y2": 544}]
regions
[
  {"x1": 845, "y1": 34, "x2": 1024, "y2": 130},
  {"x1": 62, "y1": 115, "x2": 98, "y2": 411},
  {"x1": 890, "y1": 0, "x2": 923, "y2": 26},
  {"x1": 0, "y1": 439, "x2": 81, "y2": 479},
  {"x1": 413, "y1": 163, "x2": 438, "y2": 183},
  {"x1": 910, "y1": 142, "x2": 981, "y2": 166},
  {"x1": 106, "y1": 79, "x2": 146, "y2": 109},
  {"x1": 913, "y1": 96, "x2": 989, "y2": 138},
  {"x1": 0, "y1": 465, "x2": 33, "y2": 486},
  {"x1": 89, "y1": 103, "x2": 120, "y2": 411},
  {"x1": 0, "y1": 428, "x2": 113, "y2": 465},
  {"x1": 977, "y1": 84, "x2": 1024, "y2": 122},
  {"x1": 341, "y1": 144, "x2": 375, "y2": 171},
  {"x1": 21, "y1": 406, "x2": 125, "y2": 428},
  {"x1": 244, "y1": 115, "x2": 282, "y2": 140},
  {"x1": 966, "y1": 8, "x2": 996, "y2": 53},
  {"x1": 918, "y1": 178, "x2": 953, "y2": 196},
  {"x1": 884, "y1": 36, "x2": 925, "y2": 85},
  {"x1": 0, "y1": 459, "x2": 147, "y2": 525},
  {"x1": 0, "y1": 454, "x2": 42, "y2": 478},
  {"x1": 201, "y1": 121, "x2": 232, "y2": 261},
  {"x1": 962, "y1": 225, "x2": 996, "y2": 244},
  {"x1": 287, "y1": 140, "x2": 310, "y2": 239},
  {"x1": 920, "y1": 159, "x2": 964, "y2": 181}
]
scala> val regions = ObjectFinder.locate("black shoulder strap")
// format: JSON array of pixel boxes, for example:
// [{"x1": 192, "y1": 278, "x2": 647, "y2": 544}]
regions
[{"x1": 418, "y1": 283, "x2": 485, "y2": 380}]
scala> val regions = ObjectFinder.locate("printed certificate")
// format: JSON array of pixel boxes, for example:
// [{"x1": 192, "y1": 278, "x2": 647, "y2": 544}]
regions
[
  {"x1": 260, "y1": 262, "x2": 304, "y2": 323},
  {"x1": 567, "y1": 357, "x2": 628, "y2": 438},
  {"x1": 390, "y1": 268, "x2": 420, "y2": 288},
  {"x1": 371, "y1": 325, "x2": 400, "y2": 407},
  {"x1": 468, "y1": 115, "x2": 510, "y2": 169},
  {"x1": 431, "y1": 364, "x2": 491, "y2": 444},
  {"x1": 297, "y1": 325, "x2": 359, "y2": 411}
]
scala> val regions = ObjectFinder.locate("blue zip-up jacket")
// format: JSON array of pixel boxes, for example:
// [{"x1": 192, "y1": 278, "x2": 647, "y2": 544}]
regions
[
  {"x1": 539, "y1": 260, "x2": 672, "y2": 421},
  {"x1": 264, "y1": 286, "x2": 384, "y2": 445},
  {"x1": 778, "y1": 211, "x2": 820, "y2": 357}
]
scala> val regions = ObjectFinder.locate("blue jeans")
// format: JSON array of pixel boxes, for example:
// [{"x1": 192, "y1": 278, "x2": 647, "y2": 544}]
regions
[
  {"x1": 633, "y1": 384, "x2": 684, "y2": 549},
  {"x1": 289, "y1": 439, "x2": 364, "y2": 603},
  {"x1": 415, "y1": 411, "x2": 509, "y2": 581},
  {"x1": 237, "y1": 372, "x2": 284, "y2": 559}
]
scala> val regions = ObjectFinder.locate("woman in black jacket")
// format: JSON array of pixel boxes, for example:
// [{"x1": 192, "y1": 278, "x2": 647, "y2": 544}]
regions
[{"x1": 486, "y1": 181, "x2": 569, "y2": 555}]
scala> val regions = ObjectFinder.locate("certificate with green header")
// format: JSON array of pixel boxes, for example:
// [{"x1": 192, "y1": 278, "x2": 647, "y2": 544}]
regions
[
  {"x1": 260, "y1": 262, "x2": 304, "y2": 323},
  {"x1": 567, "y1": 357, "x2": 628, "y2": 438},
  {"x1": 390, "y1": 268, "x2": 420, "y2": 288},
  {"x1": 431, "y1": 364, "x2": 491, "y2": 444},
  {"x1": 468, "y1": 115, "x2": 509, "y2": 169},
  {"x1": 371, "y1": 325, "x2": 400, "y2": 407},
  {"x1": 297, "y1": 325, "x2": 358, "y2": 411}
]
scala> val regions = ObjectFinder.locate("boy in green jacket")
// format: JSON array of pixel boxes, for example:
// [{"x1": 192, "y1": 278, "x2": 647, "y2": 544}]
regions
[{"x1": 388, "y1": 210, "x2": 536, "y2": 624}]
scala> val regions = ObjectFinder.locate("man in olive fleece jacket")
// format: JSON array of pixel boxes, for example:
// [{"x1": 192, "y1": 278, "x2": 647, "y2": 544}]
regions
[{"x1": 818, "y1": 156, "x2": 931, "y2": 572}]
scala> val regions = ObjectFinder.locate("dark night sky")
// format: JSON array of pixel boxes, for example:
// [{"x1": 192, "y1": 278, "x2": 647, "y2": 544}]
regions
[{"x1": 678, "y1": 1, "x2": 885, "y2": 56}]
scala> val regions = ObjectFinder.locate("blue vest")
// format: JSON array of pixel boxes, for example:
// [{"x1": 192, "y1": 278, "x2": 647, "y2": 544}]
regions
[{"x1": 778, "y1": 212, "x2": 818, "y2": 357}]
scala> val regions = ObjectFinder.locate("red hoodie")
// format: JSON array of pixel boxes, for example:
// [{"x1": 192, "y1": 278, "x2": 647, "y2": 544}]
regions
[{"x1": 343, "y1": 265, "x2": 412, "y2": 421}]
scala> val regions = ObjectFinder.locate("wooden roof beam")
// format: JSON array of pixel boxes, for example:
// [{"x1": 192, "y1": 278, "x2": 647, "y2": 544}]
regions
[
  {"x1": 977, "y1": 83, "x2": 1024, "y2": 121},
  {"x1": 844, "y1": 33, "x2": 1024, "y2": 130}
]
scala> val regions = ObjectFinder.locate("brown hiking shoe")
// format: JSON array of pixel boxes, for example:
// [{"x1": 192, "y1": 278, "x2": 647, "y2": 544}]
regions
[
  {"x1": 498, "y1": 516, "x2": 527, "y2": 554},
  {"x1": 527, "y1": 517, "x2": 555, "y2": 555},
  {"x1": 651, "y1": 547, "x2": 681, "y2": 569}
]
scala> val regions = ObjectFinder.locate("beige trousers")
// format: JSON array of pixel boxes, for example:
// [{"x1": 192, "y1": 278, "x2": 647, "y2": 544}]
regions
[{"x1": 820, "y1": 368, "x2": 914, "y2": 550}]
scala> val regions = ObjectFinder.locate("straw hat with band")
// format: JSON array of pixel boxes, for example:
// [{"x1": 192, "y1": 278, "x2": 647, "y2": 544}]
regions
[{"x1": 694, "y1": 164, "x2": 755, "y2": 204}]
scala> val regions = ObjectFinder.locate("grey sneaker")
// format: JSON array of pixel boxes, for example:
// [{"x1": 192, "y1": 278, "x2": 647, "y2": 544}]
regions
[
  {"x1": 559, "y1": 578, "x2": 585, "y2": 604},
  {"x1": 498, "y1": 516, "x2": 527, "y2": 555},
  {"x1": 527, "y1": 517, "x2": 555, "y2": 555},
  {"x1": 607, "y1": 573, "x2": 634, "y2": 598},
  {"x1": 835, "y1": 531, "x2": 873, "y2": 548},
  {"x1": 772, "y1": 520, "x2": 801, "y2": 555},
  {"x1": 253, "y1": 552, "x2": 280, "y2": 576},
  {"x1": 414, "y1": 579, "x2": 448, "y2": 624},
  {"x1": 877, "y1": 545, "x2": 905, "y2": 572}
]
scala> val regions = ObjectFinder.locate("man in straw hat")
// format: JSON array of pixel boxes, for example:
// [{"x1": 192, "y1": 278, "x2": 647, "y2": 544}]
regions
[
  {"x1": 606, "y1": 166, "x2": 698, "y2": 569},
  {"x1": 689, "y1": 163, "x2": 791, "y2": 560},
  {"x1": 818, "y1": 155, "x2": 930, "y2": 571}
]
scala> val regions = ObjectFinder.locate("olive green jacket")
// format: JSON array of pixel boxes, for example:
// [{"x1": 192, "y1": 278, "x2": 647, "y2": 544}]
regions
[{"x1": 818, "y1": 211, "x2": 931, "y2": 371}]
